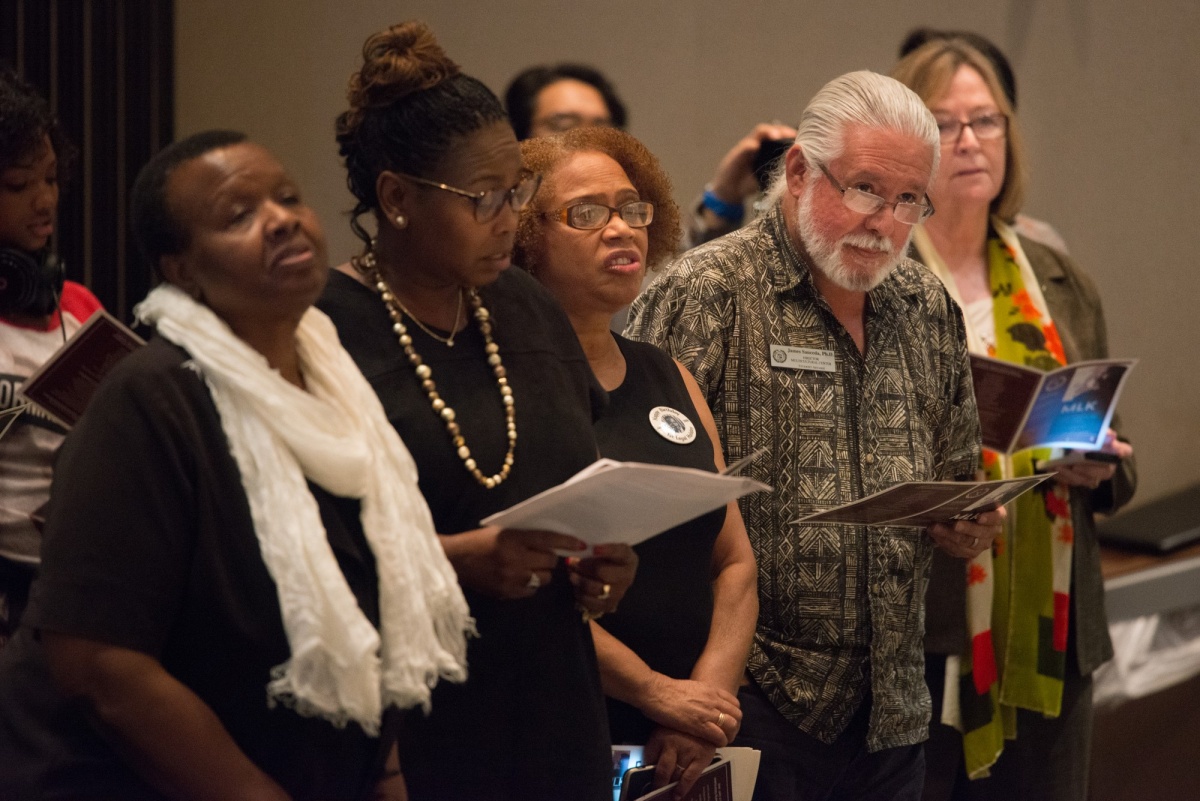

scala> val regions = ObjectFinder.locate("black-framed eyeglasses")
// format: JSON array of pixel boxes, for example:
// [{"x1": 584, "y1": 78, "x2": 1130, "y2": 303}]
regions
[
  {"x1": 545, "y1": 201, "x2": 655, "y2": 230},
  {"x1": 400, "y1": 171, "x2": 542, "y2": 223},
  {"x1": 817, "y1": 163, "x2": 934, "y2": 225},
  {"x1": 935, "y1": 112, "x2": 1008, "y2": 143}
]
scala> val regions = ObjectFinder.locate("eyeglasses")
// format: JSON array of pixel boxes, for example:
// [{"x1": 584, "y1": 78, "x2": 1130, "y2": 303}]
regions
[
  {"x1": 400, "y1": 171, "x2": 542, "y2": 223},
  {"x1": 533, "y1": 113, "x2": 614, "y2": 134},
  {"x1": 935, "y1": 112, "x2": 1008, "y2": 143},
  {"x1": 546, "y1": 201, "x2": 655, "y2": 230},
  {"x1": 818, "y1": 163, "x2": 934, "y2": 225}
]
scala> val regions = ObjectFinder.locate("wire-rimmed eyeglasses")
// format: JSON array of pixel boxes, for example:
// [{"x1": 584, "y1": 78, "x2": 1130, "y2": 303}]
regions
[
  {"x1": 935, "y1": 113, "x2": 1008, "y2": 144},
  {"x1": 817, "y1": 163, "x2": 934, "y2": 225}
]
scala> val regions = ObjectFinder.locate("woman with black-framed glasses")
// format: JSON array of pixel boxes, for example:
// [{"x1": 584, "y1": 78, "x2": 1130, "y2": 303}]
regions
[
  {"x1": 515, "y1": 126, "x2": 759, "y2": 799},
  {"x1": 318, "y1": 20, "x2": 637, "y2": 801}
]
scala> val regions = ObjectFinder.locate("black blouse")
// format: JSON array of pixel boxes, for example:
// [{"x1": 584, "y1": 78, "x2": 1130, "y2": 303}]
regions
[
  {"x1": 592, "y1": 335, "x2": 725, "y2": 744},
  {"x1": 319, "y1": 268, "x2": 613, "y2": 801},
  {"x1": 0, "y1": 337, "x2": 386, "y2": 800}
]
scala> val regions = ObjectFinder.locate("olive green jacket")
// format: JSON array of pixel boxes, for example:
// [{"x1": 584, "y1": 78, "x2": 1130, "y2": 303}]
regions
[{"x1": 920, "y1": 234, "x2": 1137, "y2": 676}]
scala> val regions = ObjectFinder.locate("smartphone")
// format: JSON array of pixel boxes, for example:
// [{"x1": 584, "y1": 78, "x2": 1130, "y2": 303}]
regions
[
  {"x1": 752, "y1": 137, "x2": 794, "y2": 192},
  {"x1": 1035, "y1": 451, "x2": 1121, "y2": 472},
  {"x1": 618, "y1": 764, "x2": 657, "y2": 801}
]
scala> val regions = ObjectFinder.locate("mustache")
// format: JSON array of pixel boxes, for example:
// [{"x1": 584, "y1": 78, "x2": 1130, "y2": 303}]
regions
[{"x1": 840, "y1": 233, "x2": 893, "y2": 254}]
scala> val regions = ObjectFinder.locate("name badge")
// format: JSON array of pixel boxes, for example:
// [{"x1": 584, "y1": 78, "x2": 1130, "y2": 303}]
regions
[
  {"x1": 649, "y1": 406, "x2": 697, "y2": 444},
  {"x1": 770, "y1": 345, "x2": 837, "y2": 372}
]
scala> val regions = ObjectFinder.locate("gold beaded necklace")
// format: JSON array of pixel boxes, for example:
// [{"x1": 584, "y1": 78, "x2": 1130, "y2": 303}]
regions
[{"x1": 355, "y1": 251, "x2": 516, "y2": 489}]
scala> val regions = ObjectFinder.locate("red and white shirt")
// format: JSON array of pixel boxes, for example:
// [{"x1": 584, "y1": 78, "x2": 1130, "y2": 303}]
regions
[{"x1": 1, "y1": 281, "x2": 102, "y2": 563}]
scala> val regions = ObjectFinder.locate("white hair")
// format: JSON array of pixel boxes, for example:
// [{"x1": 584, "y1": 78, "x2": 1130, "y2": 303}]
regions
[{"x1": 764, "y1": 70, "x2": 939, "y2": 204}]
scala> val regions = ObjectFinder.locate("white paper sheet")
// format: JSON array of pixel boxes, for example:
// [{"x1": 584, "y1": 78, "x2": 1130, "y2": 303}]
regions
[{"x1": 480, "y1": 458, "x2": 771, "y2": 549}]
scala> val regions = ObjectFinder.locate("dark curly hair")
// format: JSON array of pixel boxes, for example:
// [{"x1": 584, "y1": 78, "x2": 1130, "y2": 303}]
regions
[
  {"x1": 504, "y1": 64, "x2": 628, "y2": 141},
  {"x1": 514, "y1": 127, "x2": 680, "y2": 274},
  {"x1": 130, "y1": 129, "x2": 248, "y2": 273},
  {"x1": 335, "y1": 20, "x2": 508, "y2": 246},
  {"x1": 0, "y1": 66, "x2": 76, "y2": 181}
]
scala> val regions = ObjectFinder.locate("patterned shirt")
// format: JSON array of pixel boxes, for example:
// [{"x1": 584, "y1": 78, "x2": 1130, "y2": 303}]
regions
[{"x1": 626, "y1": 205, "x2": 980, "y2": 751}]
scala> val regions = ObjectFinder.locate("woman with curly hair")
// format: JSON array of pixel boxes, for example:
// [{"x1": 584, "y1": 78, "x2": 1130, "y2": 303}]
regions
[
  {"x1": 0, "y1": 68, "x2": 99, "y2": 646},
  {"x1": 515, "y1": 126, "x2": 758, "y2": 798},
  {"x1": 318, "y1": 21, "x2": 638, "y2": 801}
]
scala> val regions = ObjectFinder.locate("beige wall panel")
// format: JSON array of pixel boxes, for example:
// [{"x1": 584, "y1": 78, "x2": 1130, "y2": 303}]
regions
[{"x1": 176, "y1": 0, "x2": 1200, "y2": 509}]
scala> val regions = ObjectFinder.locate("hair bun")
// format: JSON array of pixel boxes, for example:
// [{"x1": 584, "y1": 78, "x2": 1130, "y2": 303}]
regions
[{"x1": 341, "y1": 21, "x2": 459, "y2": 134}]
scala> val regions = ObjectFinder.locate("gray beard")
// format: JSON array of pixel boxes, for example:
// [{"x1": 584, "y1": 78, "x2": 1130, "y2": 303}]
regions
[{"x1": 794, "y1": 183, "x2": 911, "y2": 293}]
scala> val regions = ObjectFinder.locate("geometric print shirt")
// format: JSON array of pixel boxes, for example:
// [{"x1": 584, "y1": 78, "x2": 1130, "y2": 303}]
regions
[{"x1": 626, "y1": 205, "x2": 981, "y2": 751}]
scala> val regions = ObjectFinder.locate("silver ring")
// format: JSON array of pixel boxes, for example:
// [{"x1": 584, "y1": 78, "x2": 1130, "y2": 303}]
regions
[
  {"x1": 526, "y1": 572, "x2": 541, "y2": 590},
  {"x1": 597, "y1": 583, "x2": 612, "y2": 601}
]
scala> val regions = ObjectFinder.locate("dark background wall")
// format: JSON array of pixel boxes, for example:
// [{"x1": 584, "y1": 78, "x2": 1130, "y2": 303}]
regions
[{"x1": 1, "y1": 0, "x2": 173, "y2": 321}]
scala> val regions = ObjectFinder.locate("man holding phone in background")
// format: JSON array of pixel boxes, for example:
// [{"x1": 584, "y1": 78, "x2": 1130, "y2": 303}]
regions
[{"x1": 684, "y1": 122, "x2": 797, "y2": 249}]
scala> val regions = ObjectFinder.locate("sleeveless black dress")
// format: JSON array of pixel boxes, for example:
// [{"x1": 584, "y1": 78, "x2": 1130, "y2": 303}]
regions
[
  {"x1": 593, "y1": 334, "x2": 726, "y2": 745},
  {"x1": 320, "y1": 268, "x2": 611, "y2": 801}
]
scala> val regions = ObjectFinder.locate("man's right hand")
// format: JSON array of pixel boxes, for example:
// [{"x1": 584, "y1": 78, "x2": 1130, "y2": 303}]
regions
[{"x1": 439, "y1": 527, "x2": 586, "y2": 599}]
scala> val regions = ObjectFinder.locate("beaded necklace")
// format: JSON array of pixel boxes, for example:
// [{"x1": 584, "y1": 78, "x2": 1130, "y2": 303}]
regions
[{"x1": 355, "y1": 251, "x2": 516, "y2": 489}]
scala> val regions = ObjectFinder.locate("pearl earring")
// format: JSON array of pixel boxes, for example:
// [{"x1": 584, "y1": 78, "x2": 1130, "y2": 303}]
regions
[{"x1": 394, "y1": 214, "x2": 408, "y2": 229}]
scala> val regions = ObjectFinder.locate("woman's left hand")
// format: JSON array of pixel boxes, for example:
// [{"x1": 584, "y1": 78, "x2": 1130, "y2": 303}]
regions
[
  {"x1": 645, "y1": 727, "x2": 718, "y2": 800},
  {"x1": 567, "y1": 543, "x2": 638, "y2": 619},
  {"x1": 1053, "y1": 428, "x2": 1133, "y2": 490}
]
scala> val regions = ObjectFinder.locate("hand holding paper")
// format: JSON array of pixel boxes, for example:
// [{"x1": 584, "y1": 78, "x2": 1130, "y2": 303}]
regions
[
  {"x1": 439, "y1": 525, "x2": 585, "y2": 600},
  {"x1": 645, "y1": 727, "x2": 718, "y2": 798},
  {"x1": 1038, "y1": 428, "x2": 1133, "y2": 490},
  {"x1": 569, "y1": 543, "x2": 638, "y2": 619},
  {"x1": 481, "y1": 458, "x2": 771, "y2": 554},
  {"x1": 928, "y1": 506, "x2": 1007, "y2": 560}
]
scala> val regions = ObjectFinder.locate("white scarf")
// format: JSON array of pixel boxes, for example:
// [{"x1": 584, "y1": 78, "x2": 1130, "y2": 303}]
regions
[{"x1": 136, "y1": 284, "x2": 473, "y2": 735}]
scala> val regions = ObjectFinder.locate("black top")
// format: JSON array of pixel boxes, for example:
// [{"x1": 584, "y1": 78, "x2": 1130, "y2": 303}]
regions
[
  {"x1": 319, "y1": 268, "x2": 612, "y2": 801},
  {"x1": 0, "y1": 337, "x2": 387, "y2": 800},
  {"x1": 592, "y1": 335, "x2": 725, "y2": 745}
]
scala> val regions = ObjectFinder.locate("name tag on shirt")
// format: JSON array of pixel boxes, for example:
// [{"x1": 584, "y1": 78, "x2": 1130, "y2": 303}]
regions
[{"x1": 769, "y1": 345, "x2": 837, "y2": 372}]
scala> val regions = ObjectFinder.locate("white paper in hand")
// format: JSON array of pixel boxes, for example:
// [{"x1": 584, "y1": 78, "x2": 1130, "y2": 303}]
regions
[{"x1": 480, "y1": 458, "x2": 770, "y2": 552}]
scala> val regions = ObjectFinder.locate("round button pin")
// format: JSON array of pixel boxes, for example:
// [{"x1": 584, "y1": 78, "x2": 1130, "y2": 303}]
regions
[{"x1": 649, "y1": 405, "x2": 697, "y2": 444}]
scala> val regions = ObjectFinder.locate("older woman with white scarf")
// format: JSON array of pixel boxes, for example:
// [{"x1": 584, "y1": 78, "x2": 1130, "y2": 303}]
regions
[{"x1": 0, "y1": 130, "x2": 473, "y2": 800}]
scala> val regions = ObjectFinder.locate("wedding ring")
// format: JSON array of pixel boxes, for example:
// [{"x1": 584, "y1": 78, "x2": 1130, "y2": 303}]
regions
[
  {"x1": 597, "y1": 583, "x2": 612, "y2": 601},
  {"x1": 526, "y1": 572, "x2": 541, "y2": 590},
  {"x1": 717, "y1": 711, "x2": 726, "y2": 728}
]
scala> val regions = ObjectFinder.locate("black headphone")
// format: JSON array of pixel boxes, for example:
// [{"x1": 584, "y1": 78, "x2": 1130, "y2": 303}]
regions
[{"x1": 0, "y1": 247, "x2": 65, "y2": 317}]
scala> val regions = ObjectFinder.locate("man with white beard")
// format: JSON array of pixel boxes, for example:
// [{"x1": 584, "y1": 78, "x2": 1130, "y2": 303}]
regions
[{"x1": 626, "y1": 71, "x2": 1003, "y2": 800}]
